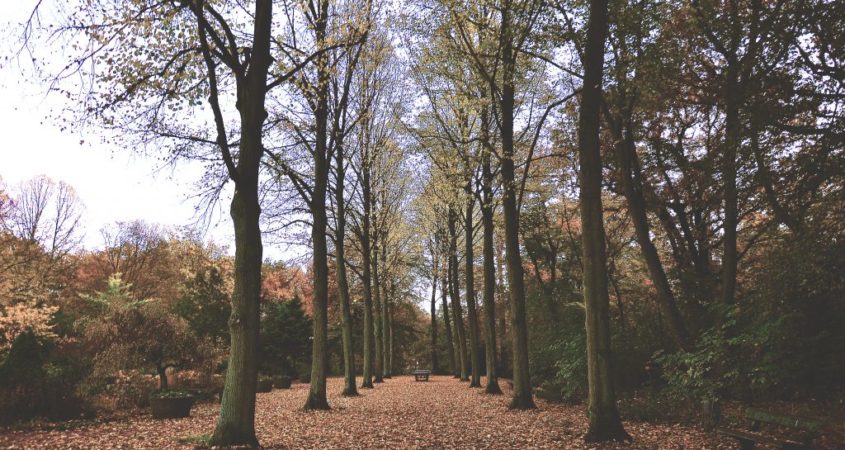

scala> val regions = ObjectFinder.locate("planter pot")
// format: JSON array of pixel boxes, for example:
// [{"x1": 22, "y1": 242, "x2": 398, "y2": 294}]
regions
[
  {"x1": 150, "y1": 396, "x2": 193, "y2": 419},
  {"x1": 273, "y1": 376, "x2": 292, "y2": 389},
  {"x1": 257, "y1": 379, "x2": 273, "y2": 393}
]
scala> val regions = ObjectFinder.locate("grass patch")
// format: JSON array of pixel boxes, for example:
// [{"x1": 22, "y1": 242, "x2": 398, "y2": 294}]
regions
[{"x1": 176, "y1": 434, "x2": 211, "y2": 447}]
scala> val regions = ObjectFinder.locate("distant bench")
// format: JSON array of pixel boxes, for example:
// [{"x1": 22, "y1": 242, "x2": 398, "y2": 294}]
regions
[
  {"x1": 716, "y1": 407, "x2": 825, "y2": 450},
  {"x1": 413, "y1": 369, "x2": 431, "y2": 382}
]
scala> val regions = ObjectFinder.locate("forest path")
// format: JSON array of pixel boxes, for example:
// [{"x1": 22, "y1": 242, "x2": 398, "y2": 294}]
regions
[{"x1": 0, "y1": 376, "x2": 729, "y2": 449}]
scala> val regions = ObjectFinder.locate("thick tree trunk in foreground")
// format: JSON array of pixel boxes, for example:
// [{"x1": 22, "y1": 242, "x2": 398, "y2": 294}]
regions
[
  {"x1": 448, "y1": 208, "x2": 469, "y2": 381},
  {"x1": 304, "y1": 0, "x2": 332, "y2": 410},
  {"x1": 210, "y1": 1, "x2": 270, "y2": 445},
  {"x1": 441, "y1": 269, "x2": 456, "y2": 376},
  {"x1": 721, "y1": 66, "x2": 740, "y2": 306},
  {"x1": 464, "y1": 194, "x2": 482, "y2": 388},
  {"x1": 480, "y1": 152, "x2": 502, "y2": 394},
  {"x1": 578, "y1": 0, "x2": 630, "y2": 440},
  {"x1": 498, "y1": 21, "x2": 534, "y2": 409}
]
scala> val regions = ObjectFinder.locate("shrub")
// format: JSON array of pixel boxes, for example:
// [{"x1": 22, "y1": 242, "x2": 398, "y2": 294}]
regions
[
  {"x1": 80, "y1": 275, "x2": 208, "y2": 391},
  {"x1": 150, "y1": 389, "x2": 193, "y2": 399},
  {"x1": 0, "y1": 330, "x2": 91, "y2": 424}
]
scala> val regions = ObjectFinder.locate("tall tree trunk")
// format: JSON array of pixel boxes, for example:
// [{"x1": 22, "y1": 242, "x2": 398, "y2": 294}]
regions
[
  {"x1": 614, "y1": 125, "x2": 691, "y2": 351},
  {"x1": 387, "y1": 294, "x2": 394, "y2": 376},
  {"x1": 430, "y1": 257, "x2": 440, "y2": 373},
  {"x1": 381, "y1": 244, "x2": 391, "y2": 379},
  {"x1": 494, "y1": 230, "x2": 508, "y2": 376},
  {"x1": 481, "y1": 152, "x2": 502, "y2": 394},
  {"x1": 441, "y1": 267, "x2": 456, "y2": 376},
  {"x1": 304, "y1": 0, "x2": 331, "y2": 409},
  {"x1": 360, "y1": 150, "x2": 375, "y2": 389},
  {"x1": 498, "y1": 18, "x2": 534, "y2": 409},
  {"x1": 578, "y1": 0, "x2": 629, "y2": 440},
  {"x1": 464, "y1": 192, "x2": 482, "y2": 387},
  {"x1": 448, "y1": 207, "x2": 469, "y2": 381},
  {"x1": 304, "y1": 0, "x2": 332, "y2": 409},
  {"x1": 372, "y1": 230, "x2": 384, "y2": 383},
  {"x1": 334, "y1": 142, "x2": 358, "y2": 397},
  {"x1": 210, "y1": 1, "x2": 270, "y2": 445},
  {"x1": 721, "y1": 66, "x2": 740, "y2": 306}
]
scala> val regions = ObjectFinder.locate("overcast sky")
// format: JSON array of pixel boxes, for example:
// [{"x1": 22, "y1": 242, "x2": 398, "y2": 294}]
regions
[{"x1": 0, "y1": 3, "x2": 238, "y2": 254}]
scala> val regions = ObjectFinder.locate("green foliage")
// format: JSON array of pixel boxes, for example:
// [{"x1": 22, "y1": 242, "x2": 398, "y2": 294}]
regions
[
  {"x1": 656, "y1": 305, "x2": 739, "y2": 400},
  {"x1": 527, "y1": 289, "x2": 588, "y2": 402},
  {"x1": 260, "y1": 296, "x2": 312, "y2": 377},
  {"x1": 536, "y1": 329, "x2": 588, "y2": 402},
  {"x1": 174, "y1": 265, "x2": 231, "y2": 343},
  {"x1": 150, "y1": 389, "x2": 193, "y2": 399},
  {"x1": 0, "y1": 330, "x2": 91, "y2": 423}
]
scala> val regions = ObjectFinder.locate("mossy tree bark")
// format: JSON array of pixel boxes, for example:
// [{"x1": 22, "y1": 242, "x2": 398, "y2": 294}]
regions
[
  {"x1": 203, "y1": 0, "x2": 272, "y2": 445},
  {"x1": 498, "y1": 22, "x2": 534, "y2": 409},
  {"x1": 578, "y1": 0, "x2": 630, "y2": 440}
]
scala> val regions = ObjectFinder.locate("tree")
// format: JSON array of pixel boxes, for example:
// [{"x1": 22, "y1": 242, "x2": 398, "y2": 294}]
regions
[
  {"x1": 174, "y1": 265, "x2": 232, "y2": 344},
  {"x1": 260, "y1": 297, "x2": 313, "y2": 377},
  {"x1": 80, "y1": 275, "x2": 203, "y2": 391},
  {"x1": 7, "y1": 176, "x2": 83, "y2": 260},
  {"x1": 576, "y1": 0, "x2": 630, "y2": 440},
  {"x1": 479, "y1": 115, "x2": 502, "y2": 394},
  {"x1": 25, "y1": 0, "x2": 301, "y2": 442},
  {"x1": 447, "y1": 207, "x2": 470, "y2": 381},
  {"x1": 428, "y1": 245, "x2": 441, "y2": 373},
  {"x1": 0, "y1": 301, "x2": 59, "y2": 354}
]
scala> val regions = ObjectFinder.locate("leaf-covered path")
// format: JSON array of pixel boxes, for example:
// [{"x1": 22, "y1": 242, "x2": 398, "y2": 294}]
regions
[{"x1": 0, "y1": 376, "x2": 729, "y2": 449}]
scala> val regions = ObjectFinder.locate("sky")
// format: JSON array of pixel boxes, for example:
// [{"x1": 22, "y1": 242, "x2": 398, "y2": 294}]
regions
[{"x1": 0, "y1": 3, "x2": 237, "y2": 254}]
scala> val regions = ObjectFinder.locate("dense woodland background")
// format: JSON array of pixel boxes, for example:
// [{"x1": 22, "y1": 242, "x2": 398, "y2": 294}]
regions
[{"x1": 1, "y1": 0, "x2": 844, "y2": 445}]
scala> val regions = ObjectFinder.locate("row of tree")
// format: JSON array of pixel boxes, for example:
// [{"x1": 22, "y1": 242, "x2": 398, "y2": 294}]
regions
[
  {"x1": 18, "y1": 0, "x2": 845, "y2": 444},
  {"x1": 406, "y1": 0, "x2": 843, "y2": 442}
]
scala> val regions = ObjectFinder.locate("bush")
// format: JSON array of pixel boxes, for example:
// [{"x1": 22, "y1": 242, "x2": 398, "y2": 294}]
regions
[
  {"x1": 0, "y1": 330, "x2": 91, "y2": 424},
  {"x1": 535, "y1": 330, "x2": 588, "y2": 402},
  {"x1": 658, "y1": 232, "x2": 845, "y2": 402},
  {"x1": 85, "y1": 370, "x2": 158, "y2": 410},
  {"x1": 150, "y1": 389, "x2": 193, "y2": 399},
  {"x1": 273, "y1": 375, "x2": 292, "y2": 389},
  {"x1": 80, "y1": 275, "x2": 209, "y2": 392}
]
